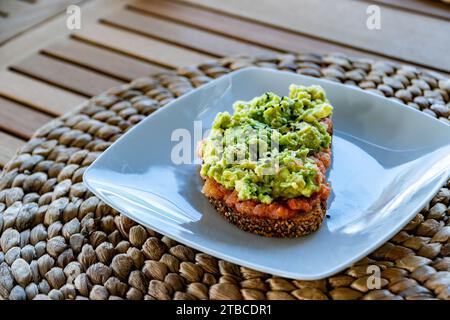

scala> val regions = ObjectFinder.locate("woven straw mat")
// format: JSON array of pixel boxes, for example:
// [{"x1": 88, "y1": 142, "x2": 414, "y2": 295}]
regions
[{"x1": 0, "y1": 54, "x2": 449, "y2": 300}]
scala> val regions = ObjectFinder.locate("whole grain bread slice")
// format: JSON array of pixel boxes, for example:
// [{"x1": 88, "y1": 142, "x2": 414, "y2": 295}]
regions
[{"x1": 208, "y1": 197, "x2": 327, "y2": 238}]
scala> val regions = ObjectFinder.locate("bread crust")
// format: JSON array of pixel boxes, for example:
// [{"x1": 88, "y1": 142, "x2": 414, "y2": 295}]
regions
[{"x1": 208, "y1": 197, "x2": 327, "y2": 238}]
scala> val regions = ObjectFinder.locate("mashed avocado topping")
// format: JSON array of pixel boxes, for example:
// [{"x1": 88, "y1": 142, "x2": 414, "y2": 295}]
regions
[{"x1": 200, "y1": 84, "x2": 333, "y2": 204}]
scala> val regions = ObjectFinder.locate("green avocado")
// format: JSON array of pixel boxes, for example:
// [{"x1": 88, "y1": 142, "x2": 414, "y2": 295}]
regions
[{"x1": 200, "y1": 84, "x2": 333, "y2": 204}]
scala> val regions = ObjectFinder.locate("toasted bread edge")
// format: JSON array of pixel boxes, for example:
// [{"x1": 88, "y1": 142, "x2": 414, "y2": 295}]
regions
[{"x1": 208, "y1": 197, "x2": 327, "y2": 238}]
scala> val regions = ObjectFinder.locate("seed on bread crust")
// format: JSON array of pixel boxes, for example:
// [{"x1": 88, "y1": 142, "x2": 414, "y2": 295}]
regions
[{"x1": 208, "y1": 197, "x2": 327, "y2": 238}]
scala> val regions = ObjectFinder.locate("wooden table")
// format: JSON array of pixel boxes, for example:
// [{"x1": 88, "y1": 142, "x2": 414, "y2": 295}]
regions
[{"x1": 0, "y1": 0, "x2": 449, "y2": 174}]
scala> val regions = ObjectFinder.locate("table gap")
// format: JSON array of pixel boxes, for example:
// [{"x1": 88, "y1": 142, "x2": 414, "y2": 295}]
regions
[
  {"x1": 104, "y1": 5, "x2": 279, "y2": 57},
  {"x1": 129, "y1": 0, "x2": 449, "y2": 76},
  {"x1": 0, "y1": 96, "x2": 54, "y2": 140},
  {"x1": 98, "y1": 18, "x2": 225, "y2": 59},
  {"x1": 42, "y1": 38, "x2": 170, "y2": 82},
  {"x1": 10, "y1": 53, "x2": 125, "y2": 97},
  {"x1": 177, "y1": 0, "x2": 450, "y2": 73},
  {"x1": 0, "y1": 70, "x2": 86, "y2": 116},
  {"x1": 360, "y1": 0, "x2": 450, "y2": 21},
  {"x1": 72, "y1": 22, "x2": 213, "y2": 68}
]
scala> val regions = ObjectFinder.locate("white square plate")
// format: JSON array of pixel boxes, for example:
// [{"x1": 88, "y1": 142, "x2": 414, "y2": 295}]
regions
[{"x1": 84, "y1": 67, "x2": 450, "y2": 280}]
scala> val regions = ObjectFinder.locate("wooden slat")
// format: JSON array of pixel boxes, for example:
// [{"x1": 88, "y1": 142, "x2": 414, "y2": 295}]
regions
[
  {"x1": 0, "y1": 97, "x2": 53, "y2": 139},
  {"x1": 102, "y1": 8, "x2": 278, "y2": 57},
  {"x1": 0, "y1": 71, "x2": 86, "y2": 116},
  {"x1": 0, "y1": 131, "x2": 24, "y2": 167},
  {"x1": 42, "y1": 38, "x2": 169, "y2": 82},
  {"x1": 368, "y1": 0, "x2": 450, "y2": 21},
  {"x1": 183, "y1": 0, "x2": 450, "y2": 73},
  {"x1": 11, "y1": 53, "x2": 124, "y2": 97},
  {"x1": 130, "y1": 0, "x2": 399, "y2": 61},
  {"x1": 0, "y1": 0, "x2": 84, "y2": 44},
  {"x1": 0, "y1": 1, "x2": 30, "y2": 17},
  {"x1": 73, "y1": 23, "x2": 214, "y2": 68}
]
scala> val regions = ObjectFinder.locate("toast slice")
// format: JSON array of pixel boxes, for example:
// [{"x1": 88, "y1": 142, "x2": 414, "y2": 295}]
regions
[
  {"x1": 199, "y1": 84, "x2": 333, "y2": 238},
  {"x1": 208, "y1": 197, "x2": 326, "y2": 238}
]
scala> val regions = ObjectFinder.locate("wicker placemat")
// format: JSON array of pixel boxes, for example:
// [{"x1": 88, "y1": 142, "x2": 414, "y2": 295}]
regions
[{"x1": 0, "y1": 54, "x2": 449, "y2": 300}]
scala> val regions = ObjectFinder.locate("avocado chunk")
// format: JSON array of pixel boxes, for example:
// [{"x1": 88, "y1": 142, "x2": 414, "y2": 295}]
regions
[{"x1": 200, "y1": 84, "x2": 333, "y2": 204}]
